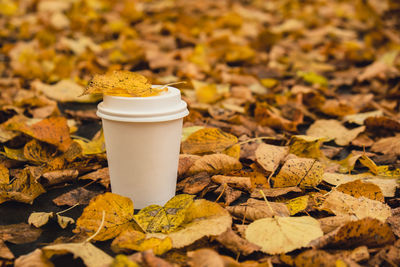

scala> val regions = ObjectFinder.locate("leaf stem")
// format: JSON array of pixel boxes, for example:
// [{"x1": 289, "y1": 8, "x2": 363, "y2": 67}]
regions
[
  {"x1": 259, "y1": 189, "x2": 275, "y2": 216},
  {"x1": 56, "y1": 203, "x2": 79, "y2": 215}
]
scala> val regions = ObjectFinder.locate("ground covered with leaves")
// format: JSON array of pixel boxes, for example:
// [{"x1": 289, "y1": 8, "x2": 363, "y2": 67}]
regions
[{"x1": 1, "y1": 0, "x2": 400, "y2": 266}]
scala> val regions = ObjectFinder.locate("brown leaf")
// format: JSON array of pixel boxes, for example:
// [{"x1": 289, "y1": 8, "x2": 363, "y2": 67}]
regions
[
  {"x1": 79, "y1": 167, "x2": 110, "y2": 188},
  {"x1": 371, "y1": 134, "x2": 400, "y2": 156},
  {"x1": 0, "y1": 223, "x2": 42, "y2": 244},
  {"x1": 214, "y1": 184, "x2": 242, "y2": 205},
  {"x1": 215, "y1": 228, "x2": 260, "y2": 256},
  {"x1": 226, "y1": 198, "x2": 290, "y2": 221},
  {"x1": 365, "y1": 116, "x2": 400, "y2": 132},
  {"x1": 318, "y1": 215, "x2": 355, "y2": 234},
  {"x1": 336, "y1": 179, "x2": 384, "y2": 202},
  {"x1": 187, "y1": 154, "x2": 242, "y2": 175},
  {"x1": 52, "y1": 187, "x2": 99, "y2": 206},
  {"x1": 251, "y1": 186, "x2": 302, "y2": 198},
  {"x1": 181, "y1": 128, "x2": 237, "y2": 155},
  {"x1": 178, "y1": 154, "x2": 200, "y2": 177},
  {"x1": 176, "y1": 172, "x2": 211, "y2": 194},
  {"x1": 188, "y1": 249, "x2": 225, "y2": 267},
  {"x1": 294, "y1": 249, "x2": 337, "y2": 267},
  {"x1": 42, "y1": 169, "x2": 79, "y2": 186},
  {"x1": 0, "y1": 163, "x2": 9, "y2": 184},
  {"x1": 142, "y1": 250, "x2": 173, "y2": 267},
  {"x1": 255, "y1": 143, "x2": 289, "y2": 175},
  {"x1": 211, "y1": 175, "x2": 252, "y2": 191}
]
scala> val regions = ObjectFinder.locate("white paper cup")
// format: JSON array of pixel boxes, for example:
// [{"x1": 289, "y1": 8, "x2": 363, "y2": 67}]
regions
[{"x1": 96, "y1": 86, "x2": 189, "y2": 209}]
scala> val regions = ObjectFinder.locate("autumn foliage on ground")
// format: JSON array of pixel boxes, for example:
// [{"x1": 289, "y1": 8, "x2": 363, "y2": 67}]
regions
[{"x1": 1, "y1": 0, "x2": 400, "y2": 266}]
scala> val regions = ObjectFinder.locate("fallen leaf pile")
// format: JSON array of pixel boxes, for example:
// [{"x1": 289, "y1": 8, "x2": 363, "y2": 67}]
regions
[{"x1": 1, "y1": 0, "x2": 400, "y2": 266}]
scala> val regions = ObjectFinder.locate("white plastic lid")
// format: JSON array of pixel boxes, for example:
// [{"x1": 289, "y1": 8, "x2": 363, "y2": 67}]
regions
[{"x1": 97, "y1": 86, "x2": 189, "y2": 122}]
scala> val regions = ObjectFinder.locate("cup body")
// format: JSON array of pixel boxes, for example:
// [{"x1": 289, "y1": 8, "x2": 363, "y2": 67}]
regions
[{"x1": 97, "y1": 86, "x2": 188, "y2": 209}]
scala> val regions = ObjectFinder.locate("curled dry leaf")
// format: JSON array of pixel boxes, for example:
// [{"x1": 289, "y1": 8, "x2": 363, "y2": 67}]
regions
[
  {"x1": 187, "y1": 154, "x2": 242, "y2": 175},
  {"x1": 181, "y1": 128, "x2": 237, "y2": 155},
  {"x1": 177, "y1": 172, "x2": 211, "y2": 194},
  {"x1": 111, "y1": 229, "x2": 172, "y2": 255},
  {"x1": 0, "y1": 168, "x2": 46, "y2": 204},
  {"x1": 214, "y1": 184, "x2": 242, "y2": 205},
  {"x1": 226, "y1": 198, "x2": 290, "y2": 221},
  {"x1": 343, "y1": 110, "x2": 383, "y2": 125},
  {"x1": 74, "y1": 192, "x2": 139, "y2": 241},
  {"x1": 245, "y1": 216, "x2": 323, "y2": 254},
  {"x1": 188, "y1": 248, "x2": 225, "y2": 267},
  {"x1": 42, "y1": 242, "x2": 113, "y2": 267},
  {"x1": 28, "y1": 212, "x2": 53, "y2": 228},
  {"x1": 251, "y1": 186, "x2": 302, "y2": 198},
  {"x1": 79, "y1": 167, "x2": 110, "y2": 188},
  {"x1": 178, "y1": 154, "x2": 201, "y2": 177},
  {"x1": 371, "y1": 134, "x2": 400, "y2": 156},
  {"x1": 306, "y1": 120, "x2": 365, "y2": 146},
  {"x1": 255, "y1": 143, "x2": 289, "y2": 175},
  {"x1": 56, "y1": 215, "x2": 74, "y2": 229},
  {"x1": 211, "y1": 175, "x2": 252, "y2": 191},
  {"x1": 318, "y1": 215, "x2": 356, "y2": 234},
  {"x1": 336, "y1": 179, "x2": 384, "y2": 202},
  {"x1": 320, "y1": 190, "x2": 391, "y2": 222},
  {"x1": 42, "y1": 169, "x2": 79, "y2": 186},
  {"x1": 273, "y1": 157, "x2": 324, "y2": 188},
  {"x1": 23, "y1": 139, "x2": 58, "y2": 164},
  {"x1": 82, "y1": 70, "x2": 156, "y2": 97},
  {"x1": 134, "y1": 194, "x2": 195, "y2": 234},
  {"x1": 215, "y1": 228, "x2": 260, "y2": 256}
]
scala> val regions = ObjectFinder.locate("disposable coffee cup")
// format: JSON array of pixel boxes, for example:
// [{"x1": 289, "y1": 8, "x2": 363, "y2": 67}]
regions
[{"x1": 96, "y1": 86, "x2": 189, "y2": 209}]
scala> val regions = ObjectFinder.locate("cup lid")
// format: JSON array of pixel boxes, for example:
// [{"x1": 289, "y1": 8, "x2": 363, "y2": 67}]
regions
[{"x1": 97, "y1": 86, "x2": 189, "y2": 122}]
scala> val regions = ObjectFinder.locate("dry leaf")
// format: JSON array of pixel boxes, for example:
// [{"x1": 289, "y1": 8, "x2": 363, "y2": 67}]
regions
[
  {"x1": 294, "y1": 249, "x2": 337, "y2": 267},
  {"x1": 134, "y1": 194, "x2": 195, "y2": 233},
  {"x1": 178, "y1": 154, "x2": 201, "y2": 177},
  {"x1": 336, "y1": 180, "x2": 384, "y2": 202},
  {"x1": 42, "y1": 169, "x2": 79, "y2": 186},
  {"x1": 42, "y1": 242, "x2": 113, "y2": 267},
  {"x1": 5, "y1": 116, "x2": 73, "y2": 152},
  {"x1": 0, "y1": 163, "x2": 9, "y2": 184},
  {"x1": 23, "y1": 139, "x2": 58, "y2": 164},
  {"x1": 52, "y1": 187, "x2": 99, "y2": 206},
  {"x1": 214, "y1": 184, "x2": 242, "y2": 205},
  {"x1": 162, "y1": 199, "x2": 232, "y2": 249},
  {"x1": 289, "y1": 135, "x2": 325, "y2": 159},
  {"x1": 74, "y1": 192, "x2": 138, "y2": 241},
  {"x1": 318, "y1": 215, "x2": 356, "y2": 234},
  {"x1": 82, "y1": 70, "x2": 157, "y2": 97},
  {"x1": 0, "y1": 240, "x2": 14, "y2": 260},
  {"x1": 245, "y1": 216, "x2": 323, "y2": 254},
  {"x1": 215, "y1": 228, "x2": 260, "y2": 256},
  {"x1": 111, "y1": 229, "x2": 172, "y2": 255},
  {"x1": 0, "y1": 223, "x2": 42, "y2": 244},
  {"x1": 226, "y1": 198, "x2": 290, "y2": 221},
  {"x1": 255, "y1": 143, "x2": 289, "y2": 174},
  {"x1": 286, "y1": 195, "x2": 310, "y2": 215},
  {"x1": 177, "y1": 172, "x2": 211, "y2": 194},
  {"x1": 79, "y1": 167, "x2": 110, "y2": 188},
  {"x1": 251, "y1": 186, "x2": 302, "y2": 199},
  {"x1": 74, "y1": 130, "x2": 105, "y2": 155},
  {"x1": 187, "y1": 154, "x2": 242, "y2": 175},
  {"x1": 371, "y1": 134, "x2": 400, "y2": 156},
  {"x1": 56, "y1": 215, "x2": 75, "y2": 229},
  {"x1": 306, "y1": 120, "x2": 365, "y2": 146},
  {"x1": 28, "y1": 212, "x2": 53, "y2": 228},
  {"x1": 181, "y1": 128, "x2": 237, "y2": 155},
  {"x1": 188, "y1": 248, "x2": 225, "y2": 267},
  {"x1": 14, "y1": 249, "x2": 53, "y2": 267},
  {"x1": 320, "y1": 190, "x2": 391, "y2": 222},
  {"x1": 343, "y1": 110, "x2": 383, "y2": 125},
  {"x1": 211, "y1": 175, "x2": 252, "y2": 191},
  {"x1": 0, "y1": 168, "x2": 46, "y2": 204},
  {"x1": 274, "y1": 157, "x2": 324, "y2": 188},
  {"x1": 32, "y1": 79, "x2": 101, "y2": 103}
]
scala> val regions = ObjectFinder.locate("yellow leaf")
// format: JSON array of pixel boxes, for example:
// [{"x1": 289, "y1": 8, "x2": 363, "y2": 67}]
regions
[
  {"x1": 181, "y1": 128, "x2": 238, "y2": 155},
  {"x1": 74, "y1": 192, "x2": 139, "y2": 241},
  {"x1": 166, "y1": 199, "x2": 232, "y2": 248},
  {"x1": 260, "y1": 78, "x2": 278, "y2": 89},
  {"x1": 192, "y1": 80, "x2": 225, "y2": 104},
  {"x1": 245, "y1": 216, "x2": 323, "y2": 254},
  {"x1": 0, "y1": 168, "x2": 45, "y2": 204},
  {"x1": 306, "y1": 120, "x2": 365, "y2": 146},
  {"x1": 289, "y1": 135, "x2": 325, "y2": 159},
  {"x1": 74, "y1": 129, "x2": 105, "y2": 155},
  {"x1": 187, "y1": 154, "x2": 242, "y2": 175},
  {"x1": 336, "y1": 180, "x2": 384, "y2": 202},
  {"x1": 110, "y1": 255, "x2": 140, "y2": 267},
  {"x1": 2, "y1": 146, "x2": 27, "y2": 161},
  {"x1": 255, "y1": 143, "x2": 289, "y2": 174},
  {"x1": 0, "y1": 0, "x2": 18, "y2": 16},
  {"x1": 82, "y1": 71, "x2": 157, "y2": 97},
  {"x1": 0, "y1": 163, "x2": 9, "y2": 184},
  {"x1": 286, "y1": 195, "x2": 310, "y2": 216},
  {"x1": 222, "y1": 144, "x2": 240, "y2": 159},
  {"x1": 273, "y1": 157, "x2": 324, "y2": 188},
  {"x1": 23, "y1": 139, "x2": 58, "y2": 164},
  {"x1": 111, "y1": 229, "x2": 172, "y2": 255},
  {"x1": 42, "y1": 242, "x2": 113, "y2": 267},
  {"x1": 320, "y1": 190, "x2": 391, "y2": 222},
  {"x1": 134, "y1": 194, "x2": 194, "y2": 234},
  {"x1": 181, "y1": 126, "x2": 204, "y2": 142}
]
